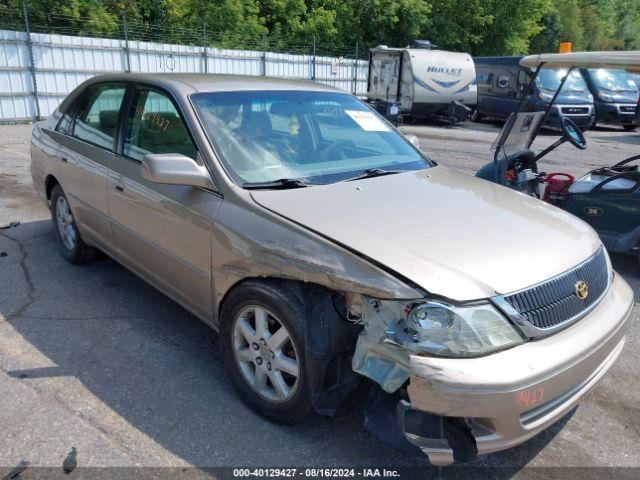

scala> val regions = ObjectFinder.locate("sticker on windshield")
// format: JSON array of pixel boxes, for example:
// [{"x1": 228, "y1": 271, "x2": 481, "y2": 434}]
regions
[{"x1": 345, "y1": 110, "x2": 390, "y2": 132}]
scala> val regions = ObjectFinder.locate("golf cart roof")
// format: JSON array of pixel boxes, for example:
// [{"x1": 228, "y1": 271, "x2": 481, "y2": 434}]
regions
[{"x1": 520, "y1": 51, "x2": 640, "y2": 72}]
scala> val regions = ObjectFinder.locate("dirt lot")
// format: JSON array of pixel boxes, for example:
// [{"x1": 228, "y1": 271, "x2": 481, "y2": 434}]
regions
[{"x1": 0, "y1": 120, "x2": 638, "y2": 477}]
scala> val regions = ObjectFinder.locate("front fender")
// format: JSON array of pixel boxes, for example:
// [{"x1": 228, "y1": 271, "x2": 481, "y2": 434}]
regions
[{"x1": 210, "y1": 199, "x2": 422, "y2": 325}]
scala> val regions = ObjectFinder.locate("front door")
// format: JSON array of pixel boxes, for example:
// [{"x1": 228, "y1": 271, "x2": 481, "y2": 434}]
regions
[{"x1": 108, "y1": 86, "x2": 221, "y2": 321}]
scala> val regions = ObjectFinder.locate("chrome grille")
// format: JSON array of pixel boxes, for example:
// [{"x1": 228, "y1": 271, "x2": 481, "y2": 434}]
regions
[
  {"x1": 500, "y1": 248, "x2": 609, "y2": 330},
  {"x1": 561, "y1": 106, "x2": 589, "y2": 115}
]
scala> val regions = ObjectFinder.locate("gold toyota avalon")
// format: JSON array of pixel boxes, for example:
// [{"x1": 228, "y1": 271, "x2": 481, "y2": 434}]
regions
[{"x1": 30, "y1": 74, "x2": 634, "y2": 465}]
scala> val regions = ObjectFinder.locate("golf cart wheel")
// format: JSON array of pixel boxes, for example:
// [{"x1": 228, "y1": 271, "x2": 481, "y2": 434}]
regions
[
  {"x1": 219, "y1": 280, "x2": 312, "y2": 424},
  {"x1": 50, "y1": 185, "x2": 100, "y2": 264},
  {"x1": 623, "y1": 124, "x2": 637, "y2": 131}
]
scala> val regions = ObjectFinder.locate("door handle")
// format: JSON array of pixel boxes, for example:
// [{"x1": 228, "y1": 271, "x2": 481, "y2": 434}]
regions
[
  {"x1": 61, "y1": 157, "x2": 68, "y2": 163},
  {"x1": 114, "y1": 185, "x2": 124, "y2": 192}
]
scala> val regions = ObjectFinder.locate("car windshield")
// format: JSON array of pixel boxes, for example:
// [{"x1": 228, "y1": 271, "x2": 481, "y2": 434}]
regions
[
  {"x1": 588, "y1": 68, "x2": 638, "y2": 93},
  {"x1": 190, "y1": 90, "x2": 430, "y2": 186},
  {"x1": 537, "y1": 69, "x2": 587, "y2": 93}
]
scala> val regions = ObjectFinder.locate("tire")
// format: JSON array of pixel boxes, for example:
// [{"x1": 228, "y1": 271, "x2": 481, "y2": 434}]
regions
[
  {"x1": 50, "y1": 184, "x2": 100, "y2": 264},
  {"x1": 623, "y1": 124, "x2": 637, "y2": 131},
  {"x1": 219, "y1": 280, "x2": 312, "y2": 424}
]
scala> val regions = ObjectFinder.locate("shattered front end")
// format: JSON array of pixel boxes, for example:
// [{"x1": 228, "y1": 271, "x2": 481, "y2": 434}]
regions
[{"x1": 350, "y1": 273, "x2": 634, "y2": 465}]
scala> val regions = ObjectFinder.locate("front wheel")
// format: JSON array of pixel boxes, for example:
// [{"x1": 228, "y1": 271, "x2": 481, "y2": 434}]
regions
[
  {"x1": 219, "y1": 281, "x2": 312, "y2": 424},
  {"x1": 50, "y1": 185, "x2": 100, "y2": 263}
]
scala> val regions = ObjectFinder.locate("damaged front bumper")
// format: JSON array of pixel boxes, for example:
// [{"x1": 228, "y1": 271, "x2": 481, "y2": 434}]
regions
[{"x1": 355, "y1": 274, "x2": 634, "y2": 465}]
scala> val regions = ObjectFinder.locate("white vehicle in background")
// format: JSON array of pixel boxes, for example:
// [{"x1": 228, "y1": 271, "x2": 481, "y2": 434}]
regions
[{"x1": 366, "y1": 40, "x2": 477, "y2": 124}]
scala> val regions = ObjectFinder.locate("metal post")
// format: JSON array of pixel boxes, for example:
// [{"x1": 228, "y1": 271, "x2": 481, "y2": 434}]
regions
[
  {"x1": 123, "y1": 13, "x2": 131, "y2": 72},
  {"x1": 311, "y1": 35, "x2": 316, "y2": 81},
  {"x1": 261, "y1": 32, "x2": 266, "y2": 76},
  {"x1": 201, "y1": 1, "x2": 208, "y2": 73},
  {"x1": 352, "y1": 42, "x2": 359, "y2": 94},
  {"x1": 202, "y1": 30, "x2": 208, "y2": 73},
  {"x1": 21, "y1": 0, "x2": 40, "y2": 121}
]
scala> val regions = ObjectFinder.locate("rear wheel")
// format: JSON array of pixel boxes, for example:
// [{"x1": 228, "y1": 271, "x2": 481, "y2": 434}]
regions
[
  {"x1": 219, "y1": 281, "x2": 312, "y2": 424},
  {"x1": 623, "y1": 124, "x2": 637, "y2": 131},
  {"x1": 50, "y1": 185, "x2": 100, "y2": 263}
]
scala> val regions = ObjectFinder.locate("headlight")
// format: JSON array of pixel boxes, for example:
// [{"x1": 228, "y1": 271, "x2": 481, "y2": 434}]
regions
[
  {"x1": 538, "y1": 91, "x2": 554, "y2": 102},
  {"x1": 365, "y1": 298, "x2": 523, "y2": 358},
  {"x1": 597, "y1": 92, "x2": 613, "y2": 102}
]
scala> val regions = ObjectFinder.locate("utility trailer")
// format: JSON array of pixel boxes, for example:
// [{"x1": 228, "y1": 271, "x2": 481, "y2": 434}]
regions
[{"x1": 366, "y1": 41, "x2": 476, "y2": 124}]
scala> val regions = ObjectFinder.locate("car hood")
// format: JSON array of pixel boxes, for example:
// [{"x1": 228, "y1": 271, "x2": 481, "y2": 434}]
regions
[
  {"x1": 250, "y1": 166, "x2": 602, "y2": 301},
  {"x1": 601, "y1": 92, "x2": 638, "y2": 103},
  {"x1": 555, "y1": 91, "x2": 592, "y2": 104}
]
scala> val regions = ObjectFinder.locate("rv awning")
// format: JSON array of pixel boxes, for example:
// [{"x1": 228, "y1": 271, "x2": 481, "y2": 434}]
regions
[{"x1": 520, "y1": 51, "x2": 640, "y2": 72}]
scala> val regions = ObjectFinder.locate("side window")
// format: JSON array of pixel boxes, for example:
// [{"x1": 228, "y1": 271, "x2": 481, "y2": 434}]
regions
[
  {"x1": 517, "y1": 70, "x2": 530, "y2": 90},
  {"x1": 56, "y1": 110, "x2": 74, "y2": 135},
  {"x1": 477, "y1": 72, "x2": 492, "y2": 85},
  {"x1": 124, "y1": 88, "x2": 197, "y2": 161},
  {"x1": 72, "y1": 84, "x2": 125, "y2": 150}
]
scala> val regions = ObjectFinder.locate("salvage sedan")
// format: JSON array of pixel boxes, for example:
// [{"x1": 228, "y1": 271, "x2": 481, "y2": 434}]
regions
[{"x1": 30, "y1": 74, "x2": 634, "y2": 465}]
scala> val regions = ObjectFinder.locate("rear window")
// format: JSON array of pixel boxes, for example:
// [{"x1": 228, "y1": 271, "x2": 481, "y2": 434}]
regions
[{"x1": 72, "y1": 84, "x2": 126, "y2": 150}]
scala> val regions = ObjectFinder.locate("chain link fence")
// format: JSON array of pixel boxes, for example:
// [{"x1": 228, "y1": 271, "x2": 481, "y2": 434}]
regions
[{"x1": 0, "y1": 3, "x2": 369, "y2": 122}]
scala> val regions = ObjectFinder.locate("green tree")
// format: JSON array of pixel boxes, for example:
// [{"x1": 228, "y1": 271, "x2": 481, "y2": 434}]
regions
[
  {"x1": 6, "y1": 0, "x2": 119, "y2": 36},
  {"x1": 425, "y1": 0, "x2": 553, "y2": 55},
  {"x1": 6, "y1": 0, "x2": 640, "y2": 56},
  {"x1": 165, "y1": 0, "x2": 265, "y2": 46},
  {"x1": 613, "y1": 0, "x2": 640, "y2": 49},
  {"x1": 423, "y1": 0, "x2": 493, "y2": 54},
  {"x1": 480, "y1": 0, "x2": 553, "y2": 55},
  {"x1": 529, "y1": 10, "x2": 562, "y2": 53},
  {"x1": 328, "y1": 0, "x2": 431, "y2": 49},
  {"x1": 556, "y1": 0, "x2": 584, "y2": 49}
]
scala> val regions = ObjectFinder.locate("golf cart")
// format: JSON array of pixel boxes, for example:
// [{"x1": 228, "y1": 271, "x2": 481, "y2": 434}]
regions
[{"x1": 476, "y1": 52, "x2": 640, "y2": 263}]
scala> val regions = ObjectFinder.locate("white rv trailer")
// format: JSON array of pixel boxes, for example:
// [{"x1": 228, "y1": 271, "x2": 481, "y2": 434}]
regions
[{"x1": 367, "y1": 44, "x2": 477, "y2": 119}]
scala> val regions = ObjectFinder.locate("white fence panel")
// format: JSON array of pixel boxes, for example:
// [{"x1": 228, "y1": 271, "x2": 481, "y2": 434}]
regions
[{"x1": 0, "y1": 29, "x2": 368, "y2": 122}]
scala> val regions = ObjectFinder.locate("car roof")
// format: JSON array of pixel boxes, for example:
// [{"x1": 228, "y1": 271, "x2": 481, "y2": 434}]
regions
[{"x1": 78, "y1": 73, "x2": 343, "y2": 94}]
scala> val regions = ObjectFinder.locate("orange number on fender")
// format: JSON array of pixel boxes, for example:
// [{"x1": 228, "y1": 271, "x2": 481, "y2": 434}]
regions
[{"x1": 515, "y1": 387, "x2": 544, "y2": 410}]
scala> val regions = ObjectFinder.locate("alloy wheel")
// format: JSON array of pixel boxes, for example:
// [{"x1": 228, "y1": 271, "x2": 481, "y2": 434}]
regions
[
  {"x1": 232, "y1": 305, "x2": 300, "y2": 403},
  {"x1": 56, "y1": 196, "x2": 77, "y2": 251}
]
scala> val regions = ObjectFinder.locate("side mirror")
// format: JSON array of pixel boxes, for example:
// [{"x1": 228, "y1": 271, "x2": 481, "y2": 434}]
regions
[
  {"x1": 404, "y1": 133, "x2": 420, "y2": 148},
  {"x1": 142, "y1": 153, "x2": 214, "y2": 190}
]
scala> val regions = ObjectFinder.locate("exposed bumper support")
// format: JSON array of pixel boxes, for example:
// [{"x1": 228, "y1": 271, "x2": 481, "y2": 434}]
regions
[
  {"x1": 359, "y1": 274, "x2": 634, "y2": 464},
  {"x1": 397, "y1": 400, "x2": 454, "y2": 466}
]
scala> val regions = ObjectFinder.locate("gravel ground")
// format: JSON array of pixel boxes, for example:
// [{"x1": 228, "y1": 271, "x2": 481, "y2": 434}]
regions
[{"x1": 0, "y1": 121, "x2": 638, "y2": 478}]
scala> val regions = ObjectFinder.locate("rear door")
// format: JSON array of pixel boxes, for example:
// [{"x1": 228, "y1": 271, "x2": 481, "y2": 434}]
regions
[
  {"x1": 475, "y1": 67, "x2": 494, "y2": 116},
  {"x1": 55, "y1": 83, "x2": 126, "y2": 253},
  {"x1": 108, "y1": 85, "x2": 221, "y2": 320},
  {"x1": 490, "y1": 67, "x2": 517, "y2": 118}
]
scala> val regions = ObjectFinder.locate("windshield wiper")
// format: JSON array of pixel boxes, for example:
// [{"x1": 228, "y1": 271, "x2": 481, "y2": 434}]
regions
[
  {"x1": 344, "y1": 168, "x2": 404, "y2": 182},
  {"x1": 243, "y1": 178, "x2": 310, "y2": 189}
]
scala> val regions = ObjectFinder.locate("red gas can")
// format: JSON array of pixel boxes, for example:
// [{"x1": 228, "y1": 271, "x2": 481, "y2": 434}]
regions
[{"x1": 542, "y1": 172, "x2": 575, "y2": 206}]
